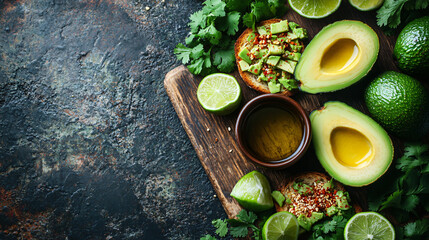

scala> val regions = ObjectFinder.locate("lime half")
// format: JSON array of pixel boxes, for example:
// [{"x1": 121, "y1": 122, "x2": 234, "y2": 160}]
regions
[
  {"x1": 344, "y1": 212, "x2": 395, "y2": 240},
  {"x1": 262, "y1": 212, "x2": 299, "y2": 240},
  {"x1": 230, "y1": 171, "x2": 274, "y2": 212},
  {"x1": 288, "y1": 0, "x2": 341, "y2": 18},
  {"x1": 197, "y1": 73, "x2": 242, "y2": 115},
  {"x1": 349, "y1": 0, "x2": 384, "y2": 11}
]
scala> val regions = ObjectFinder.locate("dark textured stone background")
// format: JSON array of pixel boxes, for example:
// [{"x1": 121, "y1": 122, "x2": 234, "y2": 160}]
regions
[{"x1": 0, "y1": 0, "x2": 229, "y2": 239}]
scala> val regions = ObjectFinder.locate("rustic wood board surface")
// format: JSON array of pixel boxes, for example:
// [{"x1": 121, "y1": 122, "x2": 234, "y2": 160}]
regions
[{"x1": 164, "y1": 3, "x2": 407, "y2": 219}]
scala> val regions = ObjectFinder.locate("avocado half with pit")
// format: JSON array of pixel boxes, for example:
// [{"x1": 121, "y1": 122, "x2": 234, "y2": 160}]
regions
[
  {"x1": 310, "y1": 102, "x2": 393, "y2": 187},
  {"x1": 295, "y1": 20, "x2": 379, "y2": 93}
]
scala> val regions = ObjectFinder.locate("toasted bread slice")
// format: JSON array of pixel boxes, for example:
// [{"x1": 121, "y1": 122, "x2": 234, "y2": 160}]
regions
[
  {"x1": 275, "y1": 172, "x2": 361, "y2": 215},
  {"x1": 234, "y1": 19, "x2": 301, "y2": 95}
]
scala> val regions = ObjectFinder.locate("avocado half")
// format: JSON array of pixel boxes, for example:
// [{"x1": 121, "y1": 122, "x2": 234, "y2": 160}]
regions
[
  {"x1": 295, "y1": 20, "x2": 379, "y2": 93},
  {"x1": 310, "y1": 102, "x2": 393, "y2": 187}
]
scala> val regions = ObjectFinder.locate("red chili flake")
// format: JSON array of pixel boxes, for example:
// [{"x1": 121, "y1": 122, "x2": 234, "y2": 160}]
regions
[{"x1": 254, "y1": 69, "x2": 258, "y2": 73}]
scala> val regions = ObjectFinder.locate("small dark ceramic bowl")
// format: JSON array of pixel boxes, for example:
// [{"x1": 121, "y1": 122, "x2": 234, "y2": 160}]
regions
[{"x1": 235, "y1": 94, "x2": 311, "y2": 169}]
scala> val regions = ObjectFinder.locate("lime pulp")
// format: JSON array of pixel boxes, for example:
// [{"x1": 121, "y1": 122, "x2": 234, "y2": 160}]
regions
[
  {"x1": 288, "y1": 0, "x2": 341, "y2": 19},
  {"x1": 196, "y1": 73, "x2": 241, "y2": 115},
  {"x1": 230, "y1": 171, "x2": 274, "y2": 212},
  {"x1": 349, "y1": 0, "x2": 384, "y2": 11},
  {"x1": 262, "y1": 211, "x2": 299, "y2": 240},
  {"x1": 344, "y1": 212, "x2": 395, "y2": 240}
]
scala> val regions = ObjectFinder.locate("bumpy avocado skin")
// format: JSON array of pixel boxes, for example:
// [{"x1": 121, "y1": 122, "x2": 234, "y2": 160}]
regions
[
  {"x1": 365, "y1": 71, "x2": 429, "y2": 140},
  {"x1": 394, "y1": 16, "x2": 429, "y2": 77}
]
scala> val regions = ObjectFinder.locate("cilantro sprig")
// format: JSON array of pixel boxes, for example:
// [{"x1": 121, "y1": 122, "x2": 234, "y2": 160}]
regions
[
  {"x1": 175, "y1": 0, "x2": 287, "y2": 75},
  {"x1": 367, "y1": 142, "x2": 429, "y2": 239},
  {"x1": 200, "y1": 209, "x2": 269, "y2": 240},
  {"x1": 309, "y1": 209, "x2": 355, "y2": 240},
  {"x1": 376, "y1": 0, "x2": 428, "y2": 32}
]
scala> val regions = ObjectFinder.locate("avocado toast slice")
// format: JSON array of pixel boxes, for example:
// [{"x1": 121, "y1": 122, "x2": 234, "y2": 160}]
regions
[
  {"x1": 234, "y1": 19, "x2": 307, "y2": 95},
  {"x1": 275, "y1": 172, "x2": 361, "y2": 231}
]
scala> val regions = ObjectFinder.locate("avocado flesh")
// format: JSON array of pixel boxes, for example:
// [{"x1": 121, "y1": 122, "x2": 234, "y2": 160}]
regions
[
  {"x1": 298, "y1": 212, "x2": 324, "y2": 231},
  {"x1": 310, "y1": 102, "x2": 393, "y2": 187},
  {"x1": 365, "y1": 71, "x2": 429, "y2": 140},
  {"x1": 295, "y1": 20, "x2": 379, "y2": 94},
  {"x1": 394, "y1": 16, "x2": 429, "y2": 77}
]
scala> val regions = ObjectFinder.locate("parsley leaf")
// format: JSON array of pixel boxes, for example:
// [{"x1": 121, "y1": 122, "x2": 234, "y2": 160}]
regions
[
  {"x1": 229, "y1": 225, "x2": 249, "y2": 238},
  {"x1": 203, "y1": 0, "x2": 227, "y2": 17},
  {"x1": 403, "y1": 219, "x2": 429, "y2": 238},
  {"x1": 200, "y1": 234, "x2": 217, "y2": 240},
  {"x1": 217, "y1": 11, "x2": 241, "y2": 36},
  {"x1": 226, "y1": 0, "x2": 252, "y2": 12},
  {"x1": 174, "y1": 43, "x2": 193, "y2": 64},
  {"x1": 376, "y1": 0, "x2": 429, "y2": 30},
  {"x1": 236, "y1": 209, "x2": 258, "y2": 224},
  {"x1": 213, "y1": 48, "x2": 235, "y2": 72},
  {"x1": 212, "y1": 219, "x2": 228, "y2": 237},
  {"x1": 189, "y1": 10, "x2": 206, "y2": 33}
]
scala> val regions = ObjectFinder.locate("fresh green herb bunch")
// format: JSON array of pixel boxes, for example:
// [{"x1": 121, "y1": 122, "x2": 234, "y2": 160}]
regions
[
  {"x1": 200, "y1": 209, "x2": 270, "y2": 240},
  {"x1": 376, "y1": 0, "x2": 429, "y2": 32},
  {"x1": 367, "y1": 142, "x2": 429, "y2": 239},
  {"x1": 174, "y1": 0, "x2": 287, "y2": 75}
]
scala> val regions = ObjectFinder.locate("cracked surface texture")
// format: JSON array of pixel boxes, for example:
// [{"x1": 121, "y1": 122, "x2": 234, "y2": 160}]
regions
[{"x1": 0, "y1": 0, "x2": 228, "y2": 239}]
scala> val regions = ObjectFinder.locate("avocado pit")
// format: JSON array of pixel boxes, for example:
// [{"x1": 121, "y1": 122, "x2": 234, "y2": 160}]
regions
[
  {"x1": 321, "y1": 39, "x2": 359, "y2": 73},
  {"x1": 330, "y1": 127, "x2": 373, "y2": 168}
]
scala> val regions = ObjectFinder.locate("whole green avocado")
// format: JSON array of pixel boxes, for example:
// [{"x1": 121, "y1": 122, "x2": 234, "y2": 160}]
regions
[
  {"x1": 365, "y1": 71, "x2": 429, "y2": 140},
  {"x1": 394, "y1": 16, "x2": 429, "y2": 77}
]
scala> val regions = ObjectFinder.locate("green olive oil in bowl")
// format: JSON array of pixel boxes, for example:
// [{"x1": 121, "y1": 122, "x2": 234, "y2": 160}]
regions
[
  {"x1": 235, "y1": 94, "x2": 311, "y2": 169},
  {"x1": 244, "y1": 106, "x2": 303, "y2": 162}
]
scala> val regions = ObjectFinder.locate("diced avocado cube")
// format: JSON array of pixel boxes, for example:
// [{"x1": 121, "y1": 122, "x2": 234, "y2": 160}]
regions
[
  {"x1": 268, "y1": 44, "x2": 284, "y2": 55},
  {"x1": 297, "y1": 212, "x2": 324, "y2": 231},
  {"x1": 336, "y1": 191, "x2": 351, "y2": 210},
  {"x1": 271, "y1": 20, "x2": 289, "y2": 34},
  {"x1": 288, "y1": 22, "x2": 300, "y2": 30},
  {"x1": 239, "y1": 48, "x2": 252, "y2": 64},
  {"x1": 247, "y1": 32, "x2": 257, "y2": 43},
  {"x1": 285, "y1": 197, "x2": 292, "y2": 205},
  {"x1": 249, "y1": 61, "x2": 262, "y2": 75},
  {"x1": 276, "y1": 60, "x2": 294, "y2": 74},
  {"x1": 271, "y1": 35, "x2": 277, "y2": 40},
  {"x1": 326, "y1": 205, "x2": 338, "y2": 217},
  {"x1": 271, "y1": 191, "x2": 285, "y2": 207},
  {"x1": 257, "y1": 26, "x2": 268, "y2": 35},
  {"x1": 278, "y1": 78, "x2": 298, "y2": 90},
  {"x1": 297, "y1": 215, "x2": 312, "y2": 231},
  {"x1": 323, "y1": 179, "x2": 334, "y2": 190},
  {"x1": 251, "y1": 46, "x2": 268, "y2": 59},
  {"x1": 238, "y1": 60, "x2": 250, "y2": 71},
  {"x1": 289, "y1": 60, "x2": 297, "y2": 72},
  {"x1": 290, "y1": 43, "x2": 303, "y2": 52},
  {"x1": 257, "y1": 73, "x2": 268, "y2": 82},
  {"x1": 293, "y1": 27, "x2": 307, "y2": 39},
  {"x1": 267, "y1": 56, "x2": 281, "y2": 66},
  {"x1": 287, "y1": 32, "x2": 298, "y2": 40},
  {"x1": 286, "y1": 52, "x2": 301, "y2": 61},
  {"x1": 268, "y1": 81, "x2": 281, "y2": 93}
]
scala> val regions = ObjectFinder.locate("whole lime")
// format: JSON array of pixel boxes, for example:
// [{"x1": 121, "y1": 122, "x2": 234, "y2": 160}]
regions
[
  {"x1": 394, "y1": 16, "x2": 429, "y2": 78},
  {"x1": 364, "y1": 71, "x2": 429, "y2": 140}
]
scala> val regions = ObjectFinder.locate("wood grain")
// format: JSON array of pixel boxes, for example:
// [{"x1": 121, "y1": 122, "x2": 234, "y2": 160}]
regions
[{"x1": 164, "y1": 2, "x2": 404, "y2": 219}]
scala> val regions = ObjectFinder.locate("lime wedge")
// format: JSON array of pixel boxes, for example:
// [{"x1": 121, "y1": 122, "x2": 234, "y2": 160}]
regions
[
  {"x1": 344, "y1": 212, "x2": 395, "y2": 240},
  {"x1": 288, "y1": 0, "x2": 341, "y2": 19},
  {"x1": 196, "y1": 73, "x2": 242, "y2": 115},
  {"x1": 349, "y1": 0, "x2": 384, "y2": 11},
  {"x1": 262, "y1": 212, "x2": 299, "y2": 240},
  {"x1": 230, "y1": 171, "x2": 274, "y2": 212}
]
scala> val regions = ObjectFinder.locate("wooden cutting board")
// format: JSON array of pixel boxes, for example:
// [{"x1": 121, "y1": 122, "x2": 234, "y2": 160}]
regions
[{"x1": 164, "y1": 3, "x2": 402, "y2": 219}]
